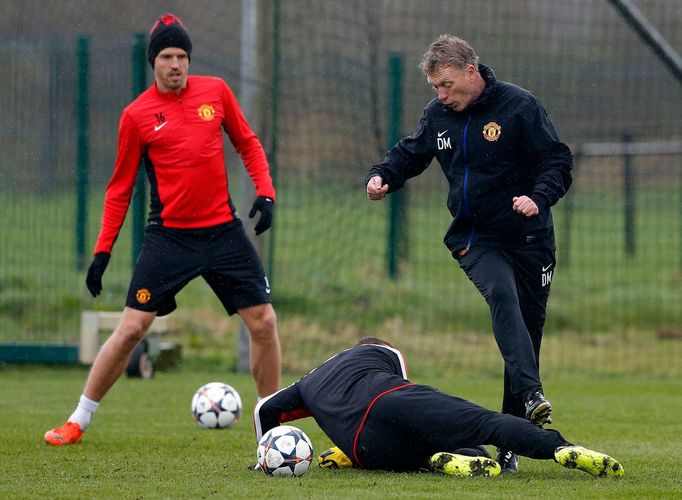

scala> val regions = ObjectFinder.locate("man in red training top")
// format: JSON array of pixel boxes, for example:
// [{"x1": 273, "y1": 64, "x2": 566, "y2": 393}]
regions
[{"x1": 45, "y1": 13, "x2": 281, "y2": 446}]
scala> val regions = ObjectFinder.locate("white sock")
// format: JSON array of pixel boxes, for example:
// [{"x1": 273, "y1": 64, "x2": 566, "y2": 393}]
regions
[{"x1": 68, "y1": 395, "x2": 100, "y2": 431}]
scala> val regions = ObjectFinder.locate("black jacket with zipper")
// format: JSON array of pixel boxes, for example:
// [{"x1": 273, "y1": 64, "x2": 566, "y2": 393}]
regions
[{"x1": 366, "y1": 64, "x2": 573, "y2": 254}]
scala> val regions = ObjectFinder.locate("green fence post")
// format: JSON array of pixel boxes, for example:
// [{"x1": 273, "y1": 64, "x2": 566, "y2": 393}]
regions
[
  {"x1": 387, "y1": 53, "x2": 407, "y2": 279},
  {"x1": 623, "y1": 134, "x2": 635, "y2": 256},
  {"x1": 75, "y1": 36, "x2": 90, "y2": 270},
  {"x1": 131, "y1": 33, "x2": 147, "y2": 269},
  {"x1": 267, "y1": 0, "x2": 281, "y2": 284}
]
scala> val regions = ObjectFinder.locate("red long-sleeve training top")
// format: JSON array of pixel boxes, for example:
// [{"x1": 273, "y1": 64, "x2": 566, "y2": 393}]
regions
[{"x1": 94, "y1": 75, "x2": 275, "y2": 255}]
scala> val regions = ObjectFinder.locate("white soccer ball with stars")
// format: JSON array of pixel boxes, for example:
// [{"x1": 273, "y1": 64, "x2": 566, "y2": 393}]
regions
[
  {"x1": 257, "y1": 425, "x2": 314, "y2": 476},
  {"x1": 191, "y1": 382, "x2": 242, "y2": 429}
]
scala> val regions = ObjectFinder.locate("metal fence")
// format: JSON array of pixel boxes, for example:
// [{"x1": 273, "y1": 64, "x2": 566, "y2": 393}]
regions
[{"x1": 1, "y1": 0, "x2": 680, "y2": 376}]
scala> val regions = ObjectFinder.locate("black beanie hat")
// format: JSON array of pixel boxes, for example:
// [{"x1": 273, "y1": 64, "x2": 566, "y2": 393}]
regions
[{"x1": 148, "y1": 13, "x2": 192, "y2": 67}]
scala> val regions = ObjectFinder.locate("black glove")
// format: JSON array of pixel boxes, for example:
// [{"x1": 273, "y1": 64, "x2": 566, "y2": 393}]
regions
[
  {"x1": 248, "y1": 196, "x2": 274, "y2": 235},
  {"x1": 85, "y1": 252, "x2": 111, "y2": 297}
]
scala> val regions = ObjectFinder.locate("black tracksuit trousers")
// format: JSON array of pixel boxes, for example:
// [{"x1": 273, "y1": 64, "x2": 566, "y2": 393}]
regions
[
  {"x1": 456, "y1": 245, "x2": 555, "y2": 417},
  {"x1": 355, "y1": 385, "x2": 569, "y2": 471}
]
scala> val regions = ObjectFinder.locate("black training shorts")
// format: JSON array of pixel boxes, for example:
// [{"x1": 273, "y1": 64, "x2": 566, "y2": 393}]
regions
[{"x1": 125, "y1": 220, "x2": 271, "y2": 316}]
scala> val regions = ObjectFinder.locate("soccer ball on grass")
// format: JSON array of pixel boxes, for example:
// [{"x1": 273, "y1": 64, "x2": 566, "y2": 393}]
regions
[
  {"x1": 191, "y1": 382, "x2": 242, "y2": 429},
  {"x1": 257, "y1": 425, "x2": 314, "y2": 476}
]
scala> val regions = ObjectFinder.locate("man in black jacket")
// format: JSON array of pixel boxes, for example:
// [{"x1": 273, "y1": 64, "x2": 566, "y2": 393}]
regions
[
  {"x1": 254, "y1": 338, "x2": 623, "y2": 478},
  {"x1": 365, "y1": 35, "x2": 573, "y2": 473}
]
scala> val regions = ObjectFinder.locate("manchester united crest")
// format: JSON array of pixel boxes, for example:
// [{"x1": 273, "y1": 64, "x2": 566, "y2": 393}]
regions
[
  {"x1": 136, "y1": 288, "x2": 152, "y2": 304},
  {"x1": 482, "y1": 121, "x2": 501, "y2": 142},
  {"x1": 197, "y1": 104, "x2": 215, "y2": 121}
]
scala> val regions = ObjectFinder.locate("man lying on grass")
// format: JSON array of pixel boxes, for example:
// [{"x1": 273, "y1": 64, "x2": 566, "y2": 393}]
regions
[{"x1": 254, "y1": 337, "x2": 623, "y2": 478}]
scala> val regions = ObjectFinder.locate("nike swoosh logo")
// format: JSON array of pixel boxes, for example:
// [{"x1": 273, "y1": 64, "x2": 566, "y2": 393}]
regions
[
  {"x1": 542, "y1": 264, "x2": 553, "y2": 272},
  {"x1": 437, "y1": 130, "x2": 447, "y2": 137},
  {"x1": 154, "y1": 122, "x2": 168, "y2": 132}
]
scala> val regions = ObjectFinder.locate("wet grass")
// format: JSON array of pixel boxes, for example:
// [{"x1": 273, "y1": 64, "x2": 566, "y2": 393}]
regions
[{"x1": 1, "y1": 365, "x2": 679, "y2": 499}]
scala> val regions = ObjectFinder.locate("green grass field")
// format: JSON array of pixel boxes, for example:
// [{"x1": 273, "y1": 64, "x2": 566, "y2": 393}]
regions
[{"x1": 1, "y1": 365, "x2": 680, "y2": 499}]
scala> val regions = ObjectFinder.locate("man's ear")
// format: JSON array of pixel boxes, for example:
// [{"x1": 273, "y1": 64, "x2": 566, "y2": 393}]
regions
[{"x1": 465, "y1": 64, "x2": 477, "y2": 81}]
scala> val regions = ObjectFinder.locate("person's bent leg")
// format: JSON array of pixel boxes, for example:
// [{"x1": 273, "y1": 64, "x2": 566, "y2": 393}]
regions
[
  {"x1": 435, "y1": 409, "x2": 624, "y2": 478},
  {"x1": 459, "y1": 249, "x2": 551, "y2": 429},
  {"x1": 458, "y1": 248, "x2": 543, "y2": 401},
  {"x1": 379, "y1": 387, "x2": 563, "y2": 463},
  {"x1": 482, "y1": 409, "x2": 624, "y2": 478},
  {"x1": 354, "y1": 386, "x2": 511, "y2": 472},
  {"x1": 45, "y1": 308, "x2": 156, "y2": 446},
  {"x1": 238, "y1": 303, "x2": 280, "y2": 397},
  {"x1": 512, "y1": 247, "x2": 554, "y2": 427},
  {"x1": 83, "y1": 307, "x2": 157, "y2": 401}
]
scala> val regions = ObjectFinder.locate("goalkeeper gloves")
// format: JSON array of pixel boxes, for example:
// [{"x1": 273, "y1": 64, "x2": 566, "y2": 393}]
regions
[
  {"x1": 85, "y1": 252, "x2": 110, "y2": 297},
  {"x1": 248, "y1": 196, "x2": 274, "y2": 235},
  {"x1": 318, "y1": 446, "x2": 353, "y2": 469}
]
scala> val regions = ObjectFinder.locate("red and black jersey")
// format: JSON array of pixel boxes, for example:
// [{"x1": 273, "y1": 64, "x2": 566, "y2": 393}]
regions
[
  {"x1": 253, "y1": 344, "x2": 411, "y2": 464},
  {"x1": 94, "y1": 75, "x2": 275, "y2": 254}
]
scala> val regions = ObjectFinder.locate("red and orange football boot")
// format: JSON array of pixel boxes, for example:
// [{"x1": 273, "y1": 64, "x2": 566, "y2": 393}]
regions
[{"x1": 44, "y1": 421, "x2": 83, "y2": 446}]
